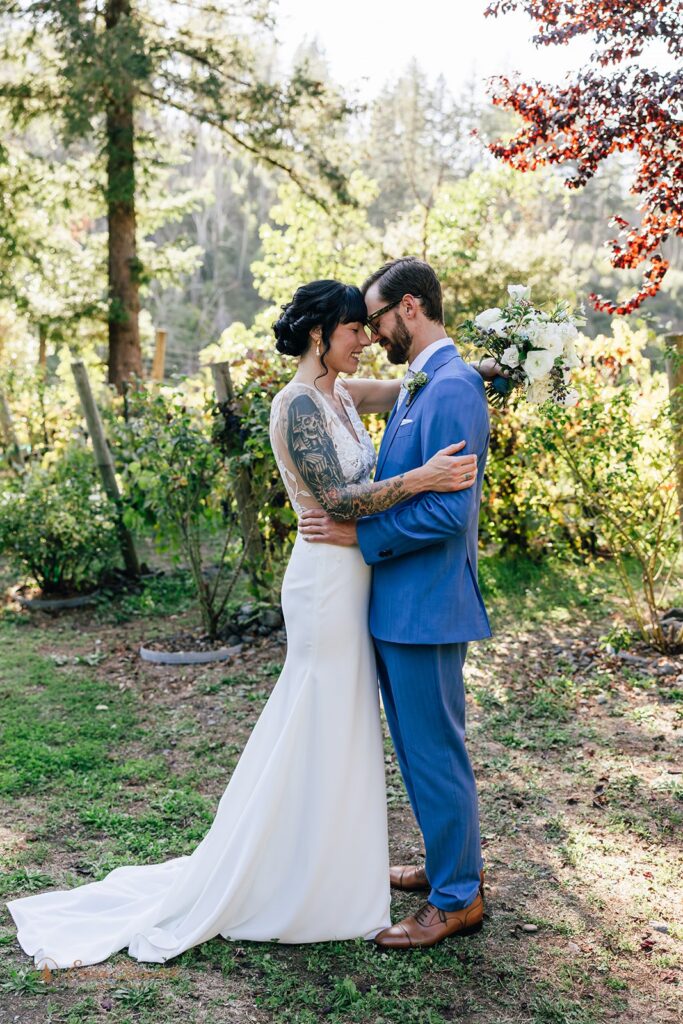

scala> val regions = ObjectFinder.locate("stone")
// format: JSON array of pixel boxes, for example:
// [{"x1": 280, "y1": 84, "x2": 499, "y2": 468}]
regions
[
  {"x1": 260, "y1": 608, "x2": 284, "y2": 629},
  {"x1": 656, "y1": 662, "x2": 680, "y2": 676},
  {"x1": 616, "y1": 652, "x2": 650, "y2": 666}
]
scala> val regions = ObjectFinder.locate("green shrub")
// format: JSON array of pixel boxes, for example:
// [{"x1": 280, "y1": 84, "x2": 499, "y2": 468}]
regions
[
  {"x1": 0, "y1": 445, "x2": 120, "y2": 594},
  {"x1": 528, "y1": 322, "x2": 681, "y2": 650},
  {"x1": 112, "y1": 383, "x2": 241, "y2": 640}
]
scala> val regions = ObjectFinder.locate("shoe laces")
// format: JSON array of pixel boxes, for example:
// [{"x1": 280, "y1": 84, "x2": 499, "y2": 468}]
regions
[{"x1": 415, "y1": 903, "x2": 446, "y2": 926}]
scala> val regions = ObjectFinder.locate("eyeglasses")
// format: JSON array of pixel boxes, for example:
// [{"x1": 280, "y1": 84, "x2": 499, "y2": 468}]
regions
[{"x1": 365, "y1": 295, "x2": 422, "y2": 334}]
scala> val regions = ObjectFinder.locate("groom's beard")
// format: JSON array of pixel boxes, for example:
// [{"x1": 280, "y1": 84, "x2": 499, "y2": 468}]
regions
[{"x1": 381, "y1": 313, "x2": 413, "y2": 365}]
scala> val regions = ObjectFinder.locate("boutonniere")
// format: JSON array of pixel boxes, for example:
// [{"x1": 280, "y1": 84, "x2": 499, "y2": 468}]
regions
[{"x1": 405, "y1": 371, "x2": 430, "y2": 406}]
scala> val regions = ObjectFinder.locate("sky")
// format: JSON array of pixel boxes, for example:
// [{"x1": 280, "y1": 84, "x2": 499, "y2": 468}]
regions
[{"x1": 273, "y1": 0, "x2": 597, "y2": 100}]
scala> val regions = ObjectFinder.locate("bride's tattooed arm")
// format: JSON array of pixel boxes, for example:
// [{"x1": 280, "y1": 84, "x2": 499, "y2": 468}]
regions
[{"x1": 286, "y1": 393, "x2": 417, "y2": 520}]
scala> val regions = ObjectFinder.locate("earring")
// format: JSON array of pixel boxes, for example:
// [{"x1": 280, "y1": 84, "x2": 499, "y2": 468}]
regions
[{"x1": 316, "y1": 342, "x2": 321, "y2": 357}]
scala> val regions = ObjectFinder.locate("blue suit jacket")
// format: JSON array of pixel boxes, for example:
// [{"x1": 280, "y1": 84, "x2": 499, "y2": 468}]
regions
[{"x1": 356, "y1": 344, "x2": 492, "y2": 645}]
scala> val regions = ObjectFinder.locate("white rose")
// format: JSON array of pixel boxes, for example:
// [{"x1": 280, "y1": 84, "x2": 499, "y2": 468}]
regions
[
  {"x1": 526, "y1": 378, "x2": 553, "y2": 404},
  {"x1": 562, "y1": 388, "x2": 579, "y2": 408},
  {"x1": 525, "y1": 321, "x2": 544, "y2": 343},
  {"x1": 489, "y1": 318, "x2": 509, "y2": 337},
  {"x1": 536, "y1": 324, "x2": 564, "y2": 358},
  {"x1": 501, "y1": 344, "x2": 520, "y2": 368},
  {"x1": 523, "y1": 348, "x2": 555, "y2": 382},
  {"x1": 507, "y1": 284, "x2": 531, "y2": 302},
  {"x1": 559, "y1": 321, "x2": 579, "y2": 342},
  {"x1": 474, "y1": 307, "x2": 503, "y2": 330}
]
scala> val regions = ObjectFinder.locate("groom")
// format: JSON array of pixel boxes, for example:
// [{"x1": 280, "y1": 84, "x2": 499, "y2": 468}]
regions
[{"x1": 299, "y1": 257, "x2": 491, "y2": 949}]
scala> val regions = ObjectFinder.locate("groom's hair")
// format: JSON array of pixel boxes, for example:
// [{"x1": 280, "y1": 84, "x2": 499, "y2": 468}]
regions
[{"x1": 361, "y1": 257, "x2": 444, "y2": 323}]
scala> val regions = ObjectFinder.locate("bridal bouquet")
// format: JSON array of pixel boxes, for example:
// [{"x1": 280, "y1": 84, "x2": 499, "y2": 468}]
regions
[{"x1": 460, "y1": 284, "x2": 584, "y2": 408}]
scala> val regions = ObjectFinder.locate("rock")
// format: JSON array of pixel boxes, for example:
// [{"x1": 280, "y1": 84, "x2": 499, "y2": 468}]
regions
[
  {"x1": 520, "y1": 923, "x2": 539, "y2": 933},
  {"x1": 595, "y1": 694, "x2": 609, "y2": 704},
  {"x1": 616, "y1": 652, "x2": 650, "y2": 666},
  {"x1": 660, "y1": 607, "x2": 683, "y2": 624},
  {"x1": 656, "y1": 662, "x2": 680, "y2": 676},
  {"x1": 261, "y1": 610, "x2": 284, "y2": 630},
  {"x1": 649, "y1": 921, "x2": 669, "y2": 934},
  {"x1": 567, "y1": 941, "x2": 581, "y2": 954}
]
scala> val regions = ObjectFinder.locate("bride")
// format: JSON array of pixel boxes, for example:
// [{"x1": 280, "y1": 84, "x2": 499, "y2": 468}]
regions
[{"x1": 7, "y1": 279, "x2": 480, "y2": 969}]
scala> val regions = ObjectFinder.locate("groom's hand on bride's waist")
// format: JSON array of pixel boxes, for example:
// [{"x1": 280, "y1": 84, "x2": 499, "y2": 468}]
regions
[{"x1": 299, "y1": 510, "x2": 358, "y2": 546}]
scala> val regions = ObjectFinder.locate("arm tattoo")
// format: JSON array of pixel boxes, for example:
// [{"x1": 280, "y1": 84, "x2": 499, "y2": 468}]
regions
[{"x1": 286, "y1": 394, "x2": 414, "y2": 520}]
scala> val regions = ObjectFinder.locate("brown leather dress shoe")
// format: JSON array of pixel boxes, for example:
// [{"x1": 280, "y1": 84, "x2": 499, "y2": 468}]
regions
[
  {"x1": 390, "y1": 866, "x2": 486, "y2": 899},
  {"x1": 374, "y1": 892, "x2": 484, "y2": 949}
]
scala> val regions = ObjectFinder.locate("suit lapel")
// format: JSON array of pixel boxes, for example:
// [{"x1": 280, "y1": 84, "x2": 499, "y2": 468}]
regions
[{"x1": 375, "y1": 345, "x2": 460, "y2": 480}]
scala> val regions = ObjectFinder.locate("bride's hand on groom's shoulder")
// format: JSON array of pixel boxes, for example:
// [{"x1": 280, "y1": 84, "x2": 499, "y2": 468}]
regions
[{"x1": 299, "y1": 510, "x2": 358, "y2": 546}]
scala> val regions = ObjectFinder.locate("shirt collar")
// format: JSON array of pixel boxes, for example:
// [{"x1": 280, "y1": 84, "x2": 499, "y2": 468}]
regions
[{"x1": 408, "y1": 337, "x2": 454, "y2": 375}]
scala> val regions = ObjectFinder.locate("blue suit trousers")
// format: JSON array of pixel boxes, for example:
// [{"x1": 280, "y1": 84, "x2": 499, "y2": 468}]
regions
[{"x1": 374, "y1": 638, "x2": 483, "y2": 911}]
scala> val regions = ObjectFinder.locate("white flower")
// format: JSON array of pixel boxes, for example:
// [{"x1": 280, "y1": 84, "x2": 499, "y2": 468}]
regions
[
  {"x1": 526, "y1": 378, "x2": 553, "y2": 404},
  {"x1": 474, "y1": 307, "x2": 503, "y2": 330},
  {"x1": 558, "y1": 321, "x2": 579, "y2": 342},
  {"x1": 525, "y1": 321, "x2": 544, "y2": 343},
  {"x1": 501, "y1": 344, "x2": 520, "y2": 368},
  {"x1": 534, "y1": 324, "x2": 564, "y2": 358},
  {"x1": 562, "y1": 388, "x2": 579, "y2": 408},
  {"x1": 563, "y1": 338, "x2": 582, "y2": 368},
  {"x1": 507, "y1": 284, "x2": 531, "y2": 302},
  {"x1": 489, "y1": 318, "x2": 509, "y2": 337},
  {"x1": 523, "y1": 348, "x2": 555, "y2": 382}
]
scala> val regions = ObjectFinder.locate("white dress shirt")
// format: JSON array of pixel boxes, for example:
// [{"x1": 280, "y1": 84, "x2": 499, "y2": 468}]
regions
[{"x1": 397, "y1": 337, "x2": 455, "y2": 409}]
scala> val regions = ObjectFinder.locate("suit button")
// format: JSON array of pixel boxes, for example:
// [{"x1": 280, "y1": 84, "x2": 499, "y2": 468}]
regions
[{"x1": 379, "y1": 549, "x2": 393, "y2": 558}]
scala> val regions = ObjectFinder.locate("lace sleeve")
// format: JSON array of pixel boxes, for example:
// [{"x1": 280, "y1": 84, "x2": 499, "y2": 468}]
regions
[{"x1": 276, "y1": 384, "x2": 419, "y2": 520}]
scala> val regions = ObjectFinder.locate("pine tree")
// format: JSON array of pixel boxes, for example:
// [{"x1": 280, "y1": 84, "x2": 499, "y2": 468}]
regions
[{"x1": 0, "y1": 1, "x2": 352, "y2": 388}]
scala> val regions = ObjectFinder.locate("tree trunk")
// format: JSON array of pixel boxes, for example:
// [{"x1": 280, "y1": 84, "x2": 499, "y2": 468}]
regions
[
  {"x1": 105, "y1": 0, "x2": 142, "y2": 393},
  {"x1": 38, "y1": 323, "x2": 47, "y2": 370},
  {"x1": 210, "y1": 361, "x2": 265, "y2": 570},
  {"x1": 71, "y1": 360, "x2": 142, "y2": 578}
]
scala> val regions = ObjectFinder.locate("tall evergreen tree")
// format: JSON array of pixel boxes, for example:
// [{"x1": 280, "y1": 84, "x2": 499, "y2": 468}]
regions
[{"x1": 0, "y1": 1, "x2": 352, "y2": 389}]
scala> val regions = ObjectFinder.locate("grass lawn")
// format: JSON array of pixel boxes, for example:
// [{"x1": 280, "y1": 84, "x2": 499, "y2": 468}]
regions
[{"x1": 0, "y1": 554, "x2": 681, "y2": 1024}]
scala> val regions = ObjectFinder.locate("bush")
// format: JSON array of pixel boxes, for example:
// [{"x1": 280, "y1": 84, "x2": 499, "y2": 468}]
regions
[
  {"x1": 112, "y1": 383, "x2": 241, "y2": 641},
  {"x1": 528, "y1": 321, "x2": 681, "y2": 651},
  {"x1": 0, "y1": 445, "x2": 120, "y2": 594},
  {"x1": 211, "y1": 350, "x2": 297, "y2": 598}
]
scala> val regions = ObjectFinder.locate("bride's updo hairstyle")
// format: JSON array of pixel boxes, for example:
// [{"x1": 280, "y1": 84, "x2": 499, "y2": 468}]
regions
[{"x1": 273, "y1": 280, "x2": 367, "y2": 375}]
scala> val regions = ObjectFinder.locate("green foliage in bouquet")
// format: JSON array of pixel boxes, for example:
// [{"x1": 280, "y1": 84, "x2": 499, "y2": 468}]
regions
[
  {"x1": 0, "y1": 445, "x2": 119, "y2": 594},
  {"x1": 460, "y1": 284, "x2": 583, "y2": 409}
]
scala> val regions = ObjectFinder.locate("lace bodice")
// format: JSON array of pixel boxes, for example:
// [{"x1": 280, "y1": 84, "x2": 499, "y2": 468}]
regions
[{"x1": 269, "y1": 380, "x2": 377, "y2": 516}]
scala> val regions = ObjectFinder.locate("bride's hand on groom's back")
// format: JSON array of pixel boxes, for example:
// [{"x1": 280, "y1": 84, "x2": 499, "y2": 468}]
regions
[
  {"x1": 299, "y1": 510, "x2": 358, "y2": 546},
  {"x1": 419, "y1": 441, "x2": 478, "y2": 493}
]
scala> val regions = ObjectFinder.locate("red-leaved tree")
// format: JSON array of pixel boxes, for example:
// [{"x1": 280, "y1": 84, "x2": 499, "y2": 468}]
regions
[{"x1": 485, "y1": 1, "x2": 683, "y2": 314}]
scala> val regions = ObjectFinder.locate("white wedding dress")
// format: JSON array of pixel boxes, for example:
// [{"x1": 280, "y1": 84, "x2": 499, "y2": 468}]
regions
[{"x1": 7, "y1": 379, "x2": 392, "y2": 969}]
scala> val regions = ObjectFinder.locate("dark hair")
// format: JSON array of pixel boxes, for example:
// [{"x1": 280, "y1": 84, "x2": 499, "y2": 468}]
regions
[
  {"x1": 361, "y1": 257, "x2": 444, "y2": 323},
  {"x1": 272, "y1": 281, "x2": 367, "y2": 371}
]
